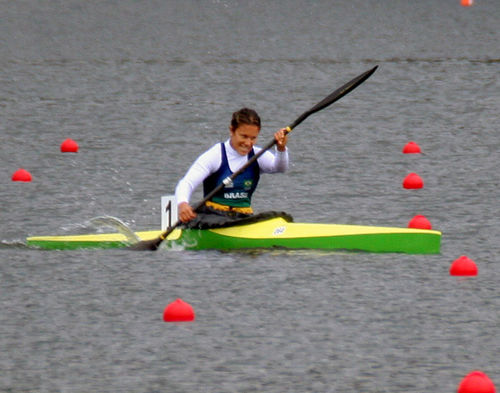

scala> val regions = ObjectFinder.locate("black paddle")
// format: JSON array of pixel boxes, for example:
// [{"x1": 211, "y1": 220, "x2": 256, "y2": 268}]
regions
[{"x1": 130, "y1": 65, "x2": 378, "y2": 251}]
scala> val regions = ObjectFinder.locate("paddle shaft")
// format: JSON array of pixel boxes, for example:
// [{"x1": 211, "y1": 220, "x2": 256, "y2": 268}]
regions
[{"x1": 131, "y1": 65, "x2": 378, "y2": 250}]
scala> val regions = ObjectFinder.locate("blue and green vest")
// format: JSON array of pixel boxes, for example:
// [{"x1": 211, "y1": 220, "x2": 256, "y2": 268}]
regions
[{"x1": 203, "y1": 143, "x2": 260, "y2": 207}]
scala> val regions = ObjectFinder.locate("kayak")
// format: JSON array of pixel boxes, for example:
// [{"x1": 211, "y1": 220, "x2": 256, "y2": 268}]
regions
[{"x1": 26, "y1": 216, "x2": 441, "y2": 254}]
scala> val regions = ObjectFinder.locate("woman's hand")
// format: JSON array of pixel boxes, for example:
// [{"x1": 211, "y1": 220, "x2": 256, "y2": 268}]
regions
[
  {"x1": 178, "y1": 202, "x2": 197, "y2": 223},
  {"x1": 274, "y1": 128, "x2": 289, "y2": 152}
]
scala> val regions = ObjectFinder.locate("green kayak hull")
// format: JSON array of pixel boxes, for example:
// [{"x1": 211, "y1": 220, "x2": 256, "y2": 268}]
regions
[{"x1": 26, "y1": 217, "x2": 441, "y2": 254}]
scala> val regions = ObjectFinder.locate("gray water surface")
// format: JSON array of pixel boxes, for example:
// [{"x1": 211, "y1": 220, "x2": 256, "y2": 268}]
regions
[{"x1": 1, "y1": 1, "x2": 499, "y2": 392}]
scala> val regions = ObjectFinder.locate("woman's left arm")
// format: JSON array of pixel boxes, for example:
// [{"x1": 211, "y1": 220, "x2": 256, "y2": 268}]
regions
[{"x1": 257, "y1": 128, "x2": 289, "y2": 173}]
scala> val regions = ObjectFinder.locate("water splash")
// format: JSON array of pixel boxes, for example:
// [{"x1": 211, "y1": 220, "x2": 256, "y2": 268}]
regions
[{"x1": 89, "y1": 216, "x2": 140, "y2": 244}]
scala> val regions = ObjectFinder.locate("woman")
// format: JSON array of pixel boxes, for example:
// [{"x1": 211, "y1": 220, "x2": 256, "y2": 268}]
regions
[{"x1": 175, "y1": 107, "x2": 289, "y2": 226}]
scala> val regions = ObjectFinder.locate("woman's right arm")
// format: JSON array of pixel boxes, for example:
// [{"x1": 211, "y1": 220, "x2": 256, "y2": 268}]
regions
[{"x1": 174, "y1": 144, "x2": 221, "y2": 222}]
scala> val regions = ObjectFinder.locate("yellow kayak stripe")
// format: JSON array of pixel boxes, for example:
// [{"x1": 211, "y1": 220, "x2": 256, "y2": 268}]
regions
[
  {"x1": 209, "y1": 217, "x2": 442, "y2": 239},
  {"x1": 27, "y1": 229, "x2": 182, "y2": 243}
]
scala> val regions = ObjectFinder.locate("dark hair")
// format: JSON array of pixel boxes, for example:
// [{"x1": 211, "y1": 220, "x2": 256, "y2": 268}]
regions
[{"x1": 230, "y1": 108, "x2": 261, "y2": 131}]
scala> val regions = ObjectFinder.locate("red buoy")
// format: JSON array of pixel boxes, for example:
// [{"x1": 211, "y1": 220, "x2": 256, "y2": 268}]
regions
[
  {"x1": 403, "y1": 173, "x2": 424, "y2": 189},
  {"x1": 458, "y1": 370, "x2": 495, "y2": 393},
  {"x1": 163, "y1": 298, "x2": 195, "y2": 322},
  {"x1": 11, "y1": 168, "x2": 32, "y2": 182},
  {"x1": 450, "y1": 256, "x2": 478, "y2": 276},
  {"x1": 408, "y1": 215, "x2": 432, "y2": 229},
  {"x1": 460, "y1": 0, "x2": 474, "y2": 6},
  {"x1": 60, "y1": 138, "x2": 79, "y2": 153},
  {"x1": 402, "y1": 141, "x2": 421, "y2": 154}
]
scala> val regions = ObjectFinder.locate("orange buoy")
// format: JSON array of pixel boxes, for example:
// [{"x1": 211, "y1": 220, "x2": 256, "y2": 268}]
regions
[
  {"x1": 402, "y1": 141, "x2": 421, "y2": 154},
  {"x1": 408, "y1": 215, "x2": 432, "y2": 229},
  {"x1": 460, "y1": 0, "x2": 474, "y2": 6},
  {"x1": 458, "y1": 370, "x2": 495, "y2": 393},
  {"x1": 450, "y1": 256, "x2": 478, "y2": 276},
  {"x1": 403, "y1": 173, "x2": 424, "y2": 189},
  {"x1": 11, "y1": 168, "x2": 32, "y2": 182},
  {"x1": 163, "y1": 298, "x2": 195, "y2": 322},
  {"x1": 60, "y1": 138, "x2": 79, "y2": 153}
]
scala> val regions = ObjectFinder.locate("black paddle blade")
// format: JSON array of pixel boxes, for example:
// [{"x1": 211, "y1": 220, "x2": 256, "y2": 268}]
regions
[
  {"x1": 128, "y1": 223, "x2": 178, "y2": 250},
  {"x1": 128, "y1": 237, "x2": 163, "y2": 251},
  {"x1": 288, "y1": 65, "x2": 378, "y2": 131}
]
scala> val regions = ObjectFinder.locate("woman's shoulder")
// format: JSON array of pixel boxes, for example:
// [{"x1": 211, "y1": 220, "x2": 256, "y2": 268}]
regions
[
  {"x1": 194, "y1": 142, "x2": 224, "y2": 167},
  {"x1": 197, "y1": 141, "x2": 222, "y2": 156}
]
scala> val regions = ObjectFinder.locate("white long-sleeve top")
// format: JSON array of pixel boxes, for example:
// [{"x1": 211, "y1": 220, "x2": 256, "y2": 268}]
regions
[{"x1": 175, "y1": 139, "x2": 289, "y2": 205}]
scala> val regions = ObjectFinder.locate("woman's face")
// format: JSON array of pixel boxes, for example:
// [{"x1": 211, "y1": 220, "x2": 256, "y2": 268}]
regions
[{"x1": 229, "y1": 123, "x2": 260, "y2": 155}]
